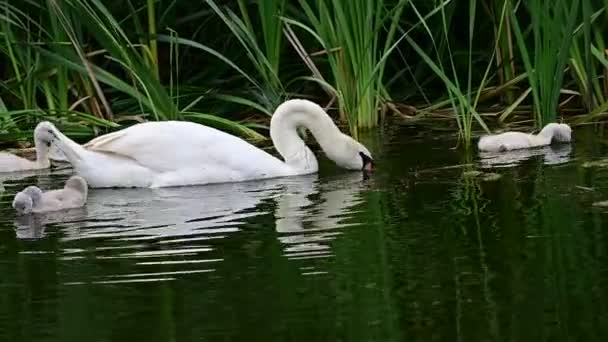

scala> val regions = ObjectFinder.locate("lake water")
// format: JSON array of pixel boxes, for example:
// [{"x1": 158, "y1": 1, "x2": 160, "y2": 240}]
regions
[{"x1": 0, "y1": 123, "x2": 607, "y2": 341}]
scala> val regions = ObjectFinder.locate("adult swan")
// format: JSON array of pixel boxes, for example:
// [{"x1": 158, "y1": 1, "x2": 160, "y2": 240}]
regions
[{"x1": 37, "y1": 99, "x2": 374, "y2": 188}]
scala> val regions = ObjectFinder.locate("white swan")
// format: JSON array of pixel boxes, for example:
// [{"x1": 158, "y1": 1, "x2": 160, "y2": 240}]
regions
[
  {"x1": 477, "y1": 123, "x2": 572, "y2": 152},
  {"x1": 12, "y1": 175, "x2": 88, "y2": 214},
  {"x1": 0, "y1": 122, "x2": 53, "y2": 173},
  {"x1": 36, "y1": 99, "x2": 374, "y2": 188}
]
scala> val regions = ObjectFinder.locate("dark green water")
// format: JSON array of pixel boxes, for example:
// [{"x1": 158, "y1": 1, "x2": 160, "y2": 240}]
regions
[{"x1": 1, "y1": 124, "x2": 608, "y2": 341}]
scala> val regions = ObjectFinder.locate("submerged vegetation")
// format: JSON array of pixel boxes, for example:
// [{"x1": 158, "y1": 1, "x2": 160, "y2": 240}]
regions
[{"x1": 0, "y1": 0, "x2": 607, "y2": 148}]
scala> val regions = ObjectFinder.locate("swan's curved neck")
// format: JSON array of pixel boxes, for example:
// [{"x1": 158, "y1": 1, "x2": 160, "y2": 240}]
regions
[
  {"x1": 537, "y1": 124, "x2": 561, "y2": 144},
  {"x1": 269, "y1": 100, "x2": 343, "y2": 172},
  {"x1": 34, "y1": 138, "x2": 50, "y2": 168},
  {"x1": 48, "y1": 124, "x2": 87, "y2": 163},
  {"x1": 539, "y1": 125, "x2": 554, "y2": 137}
]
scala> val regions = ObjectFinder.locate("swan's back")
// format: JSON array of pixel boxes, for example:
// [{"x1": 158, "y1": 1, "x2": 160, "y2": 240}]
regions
[
  {"x1": 83, "y1": 121, "x2": 289, "y2": 176},
  {"x1": 31, "y1": 184, "x2": 87, "y2": 213},
  {"x1": 43, "y1": 189, "x2": 85, "y2": 209},
  {"x1": 478, "y1": 132, "x2": 534, "y2": 152}
]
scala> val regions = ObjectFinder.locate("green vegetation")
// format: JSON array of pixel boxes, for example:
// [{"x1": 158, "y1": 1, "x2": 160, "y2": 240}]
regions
[
  {"x1": 285, "y1": 0, "x2": 407, "y2": 132},
  {"x1": 1, "y1": 0, "x2": 607, "y2": 148}
]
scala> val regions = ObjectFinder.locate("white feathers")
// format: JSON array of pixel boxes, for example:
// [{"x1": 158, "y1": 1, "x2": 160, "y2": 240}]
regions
[
  {"x1": 36, "y1": 99, "x2": 373, "y2": 188},
  {"x1": 0, "y1": 122, "x2": 55, "y2": 173},
  {"x1": 478, "y1": 123, "x2": 572, "y2": 152},
  {"x1": 12, "y1": 176, "x2": 88, "y2": 214}
]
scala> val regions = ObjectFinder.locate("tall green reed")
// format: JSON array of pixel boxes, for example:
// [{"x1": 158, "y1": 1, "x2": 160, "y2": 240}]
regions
[
  {"x1": 203, "y1": 0, "x2": 286, "y2": 112},
  {"x1": 0, "y1": 0, "x2": 264, "y2": 140},
  {"x1": 4, "y1": 0, "x2": 608, "y2": 144},
  {"x1": 509, "y1": 0, "x2": 581, "y2": 126},
  {"x1": 284, "y1": 0, "x2": 408, "y2": 133},
  {"x1": 569, "y1": 0, "x2": 608, "y2": 124},
  {"x1": 66, "y1": 0, "x2": 265, "y2": 137},
  {"x1": 0, "y1": 0, "x2": 117, "y2": 135},
  {"x1": 489, "y1": 0, "x2": 516, "y2": 104},
  {"x1": 406, "y1": 0, "x2": 492, "y2": 148}
]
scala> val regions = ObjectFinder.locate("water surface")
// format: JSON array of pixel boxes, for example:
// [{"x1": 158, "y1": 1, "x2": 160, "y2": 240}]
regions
[{"x1": 1, "y1": 124, "x2": 607, "y2": 341}]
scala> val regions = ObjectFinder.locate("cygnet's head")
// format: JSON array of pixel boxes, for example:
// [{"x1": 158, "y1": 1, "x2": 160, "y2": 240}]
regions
[
  {"x1": 12, "y1": 191, "x2": 34, "y2": 214},
  {"x1": 553, "y1": 123, "x2": 572, "y2": 142},
  {"x1": 22, "y1": 186, "x2": 43, "y2": 206},
  {"x1": 64, "y1": 176, "x2": 88, "y2": 196},
  {"x1": 34, "y1": 121, "x2": 57, "y2": 146},
  {"x1": 541, "y1": 122, "x2": 572, "y2": 142},
  {"x1": 33, "y1": 121, "x2": 57, "y2": 166},
  {"x1": 329, "y1": 134, "x2": 374, "y2": 172}
]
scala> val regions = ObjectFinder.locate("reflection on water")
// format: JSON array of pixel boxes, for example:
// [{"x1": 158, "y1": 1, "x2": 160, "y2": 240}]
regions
[
  {"x1": 1, "y1": 125, "x2": 608, "y2": 341},
  {"x1": 13, "y1": 208, "x2": 88, "y2": 240},
  {"x1": 478, "y1": 144, "x2": 572, "y2": 168},
  {"x1": 275, "y1": 175, "x2": 364, "y2": 263},
  {"x1": 5, "y1": 171, "x2": 367, "y2": 285}
]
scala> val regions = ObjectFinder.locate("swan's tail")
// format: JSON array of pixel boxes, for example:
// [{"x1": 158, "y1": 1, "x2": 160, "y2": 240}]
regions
[
  {"x1": 477, "y1": 135, "x2": 503, "y2": 152},
  {"x1": 64, "y1": 175, "x2": 88, "y2": 200},
  {"x1": 36, "y1": 121, "x2": 87, "y2": 165}
]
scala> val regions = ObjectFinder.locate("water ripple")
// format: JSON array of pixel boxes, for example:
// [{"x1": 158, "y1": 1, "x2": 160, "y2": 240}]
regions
[{"x1": 0, "y1": 168, "x2": 369, "y2": 284}]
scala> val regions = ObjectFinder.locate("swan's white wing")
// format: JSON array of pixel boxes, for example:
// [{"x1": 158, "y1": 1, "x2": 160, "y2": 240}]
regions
[
  {"x1": 83, "y1": 121, "x2": 286, "y2": 174},
  {"x1": 45, "y1": 188, "x2": 86, "y2": 209},
  {"x1": 83, "y1": 128, "x2": 129, "y2": 149}
]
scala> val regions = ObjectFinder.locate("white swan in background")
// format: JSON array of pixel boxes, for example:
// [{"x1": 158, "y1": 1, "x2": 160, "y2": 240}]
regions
[
  {"x1": 478, "y1": 123, "x2": 572, "y2": 152},
  {"x1": 12, "y1": 175, "x2": 88, "y2": 214},
  {"x1": 0, "y1": 122, "x2": 53, "y2": 173},
  {"x1": 36, "y1": 99, "x2": 374, "y2": 188}
]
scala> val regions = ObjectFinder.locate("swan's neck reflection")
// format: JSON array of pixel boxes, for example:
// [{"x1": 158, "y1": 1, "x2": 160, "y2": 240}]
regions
[{"x1": 275, "y1": 173, "x2": 366, "y2": 260}]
